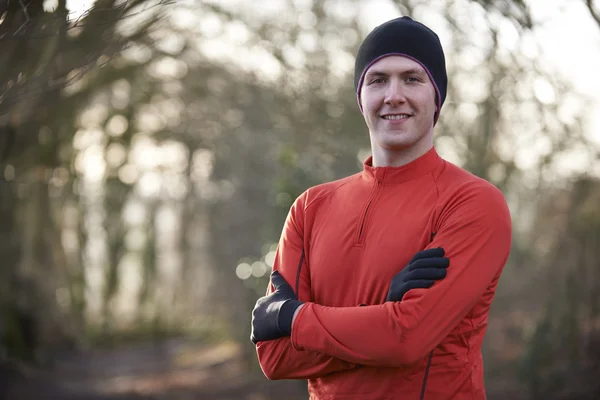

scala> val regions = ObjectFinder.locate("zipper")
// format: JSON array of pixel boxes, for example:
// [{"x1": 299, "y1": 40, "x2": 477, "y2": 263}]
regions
[{"x1": 355, "y1": 178, "x2": 381, "y2": 244}]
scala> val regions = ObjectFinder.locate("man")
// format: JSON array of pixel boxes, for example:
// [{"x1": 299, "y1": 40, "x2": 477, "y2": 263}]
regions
[{"x1": 250, "y1": 16, "x2": 512, "y2": 400}]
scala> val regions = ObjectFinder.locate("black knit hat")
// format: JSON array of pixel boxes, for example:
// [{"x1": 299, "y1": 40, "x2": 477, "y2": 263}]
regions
[{"x1": 354, "y1": 16, "x2": 447, "y2": 121}]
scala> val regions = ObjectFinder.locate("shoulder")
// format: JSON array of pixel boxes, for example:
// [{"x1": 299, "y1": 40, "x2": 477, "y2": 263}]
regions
[
  {"x1": 433, "y1": 159, "x2": 511, "y2": 225},
  {"x1": 287, "y1": 173, "x2": 360, "y2": 232},
  {"x1": 295, "y1": 173, "x2": 361, "y2": 211},
  {"x1": 434, "y1": 159, "x2": 506, "y2": 202}
]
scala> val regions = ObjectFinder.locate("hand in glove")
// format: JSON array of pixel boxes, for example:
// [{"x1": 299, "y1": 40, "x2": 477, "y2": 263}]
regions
[
  {"x1": 251, "y1": 270, "x2": 303, "y2": 344},
  {"x1": 387, "y1": 247, "x2": 450, "y2": 302}
]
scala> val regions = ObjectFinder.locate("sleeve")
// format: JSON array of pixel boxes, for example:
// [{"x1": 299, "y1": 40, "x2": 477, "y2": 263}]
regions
[
  {"x1": 255, "y1": 190, "x2": 358, "y2": 380},
  {"x1": 289, "y1": 182, "x2": 512, "y2": 367}
]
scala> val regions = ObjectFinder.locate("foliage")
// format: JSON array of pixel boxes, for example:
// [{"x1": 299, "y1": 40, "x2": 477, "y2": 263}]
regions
[
  {"x1": 0, "y1": 0, "x2": 170, "y2": 364},
  {"x1": 519, "y1": 178, "x2": 600, "y2": 399},
  {"x1": 0, "y1": 1, "x2": 600, "y2": 398}
]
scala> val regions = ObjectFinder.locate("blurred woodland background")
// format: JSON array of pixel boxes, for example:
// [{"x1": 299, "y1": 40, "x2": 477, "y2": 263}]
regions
[{"x1": 1, "y1": 0, "x2": 600, "y2": 399}]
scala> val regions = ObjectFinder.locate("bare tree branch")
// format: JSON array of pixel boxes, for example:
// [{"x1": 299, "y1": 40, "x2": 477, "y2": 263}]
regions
[
  {"x1": 586, "y1": 0, "x2": 600, "y2": 27},
  {"x1": 469, "y1": 0, "x2": 533, "y2": 30},
  {"x1": 0, "y1": 0, "x2": 172, "y2": 118},
  {"x1": 13, "y1": 0, "x2": 30, "y2": 35},
  {"x1": 0, "y1": 0, "x2": 174, "y2": 41}
]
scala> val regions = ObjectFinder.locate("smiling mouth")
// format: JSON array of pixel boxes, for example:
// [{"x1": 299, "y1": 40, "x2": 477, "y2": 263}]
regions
[{"x1": 381, "y1": 114, "x2": 411, "y2": 120}]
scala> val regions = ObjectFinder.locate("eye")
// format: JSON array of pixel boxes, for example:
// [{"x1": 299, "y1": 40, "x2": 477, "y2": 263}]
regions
[
  {"x1": 368, "y1": 77, "x2": 386, "y2": 85},
  {"x1": 405, "y1": 76, "x2": 421, "y2": 83}
]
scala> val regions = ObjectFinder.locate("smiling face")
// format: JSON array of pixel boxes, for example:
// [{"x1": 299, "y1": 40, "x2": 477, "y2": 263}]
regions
[{"x1": 359, "y1": 55, "x2": 438, "y2": 167}]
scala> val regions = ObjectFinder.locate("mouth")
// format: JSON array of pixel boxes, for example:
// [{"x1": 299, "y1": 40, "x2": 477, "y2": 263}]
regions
[{"x1": 381, "y1": 113, "x2": 412, "y2": 120}]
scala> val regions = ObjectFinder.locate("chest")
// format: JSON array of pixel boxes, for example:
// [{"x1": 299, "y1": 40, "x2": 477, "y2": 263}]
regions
[{"x1": 306, "y1": 182, "x2": 439, "y2": 306}]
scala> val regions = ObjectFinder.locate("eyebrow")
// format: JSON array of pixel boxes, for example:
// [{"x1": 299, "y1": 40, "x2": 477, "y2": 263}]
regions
[{"x1": 365, "y1": 68, "x2": 427, "y2": 78}]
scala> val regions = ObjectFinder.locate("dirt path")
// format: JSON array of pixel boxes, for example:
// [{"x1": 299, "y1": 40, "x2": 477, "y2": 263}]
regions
[{"x1": 1, "y1": 338, "x2": 308, "y2": 400}]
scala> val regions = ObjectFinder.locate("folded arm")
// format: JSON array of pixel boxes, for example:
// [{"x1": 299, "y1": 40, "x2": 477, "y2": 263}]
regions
[
  {"x1": 289, "y1": 183, "x2": 512, "y2": 367},
  {"x1": 255, "y1": 192, "x2": 358, "y2": 380}
]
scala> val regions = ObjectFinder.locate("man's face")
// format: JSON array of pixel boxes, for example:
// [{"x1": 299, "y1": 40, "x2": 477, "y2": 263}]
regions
[{"x1": 360, "y1": 56, "x2": 437, "y2": 164}]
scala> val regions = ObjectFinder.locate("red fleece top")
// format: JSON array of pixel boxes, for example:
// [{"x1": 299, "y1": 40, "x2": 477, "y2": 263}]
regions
[{"x1": 256, "y1": 148, "x2": 512, "y2": 400}]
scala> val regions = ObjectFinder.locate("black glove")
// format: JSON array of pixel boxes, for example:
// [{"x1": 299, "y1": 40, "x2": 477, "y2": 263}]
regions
[
  {"x1": 251, "y1": 270, "x2": 303, "y2": 344},
  {"x1": 386, "y1": 247, "x2": 450, "y2": 302}
]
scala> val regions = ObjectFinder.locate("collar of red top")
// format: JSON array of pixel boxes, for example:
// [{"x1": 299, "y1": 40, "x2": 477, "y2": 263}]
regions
[{"x1": 362, "y1": 147, "x2": 442, "y2": 184}]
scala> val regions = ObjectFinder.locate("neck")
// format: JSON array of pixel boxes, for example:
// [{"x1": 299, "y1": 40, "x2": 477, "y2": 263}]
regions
[{"x1": 370, "y1": 136, "x2": 434, "y2": 168}]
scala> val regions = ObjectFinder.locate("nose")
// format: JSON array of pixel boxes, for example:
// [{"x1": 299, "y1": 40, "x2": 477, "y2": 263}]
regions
[{"x1": 384, "y1": 80, "x2": 406, "y2": 106}]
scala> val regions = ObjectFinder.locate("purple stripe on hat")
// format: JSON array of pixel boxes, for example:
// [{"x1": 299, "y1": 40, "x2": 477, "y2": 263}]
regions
[{"x1": 355, "y1": 53, "x2": 442, "y2": 122}]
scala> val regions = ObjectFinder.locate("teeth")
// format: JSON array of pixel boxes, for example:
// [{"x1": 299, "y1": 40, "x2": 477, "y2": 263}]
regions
[{"x1": 383, "y1": 114, "x2": 409, "y2": 120}]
